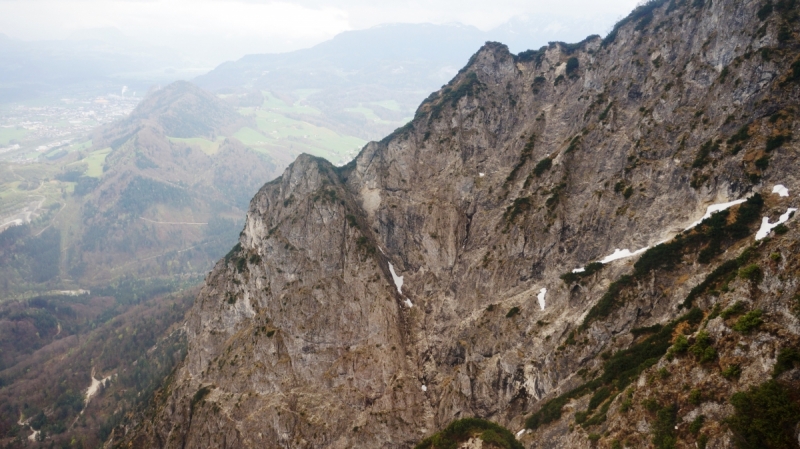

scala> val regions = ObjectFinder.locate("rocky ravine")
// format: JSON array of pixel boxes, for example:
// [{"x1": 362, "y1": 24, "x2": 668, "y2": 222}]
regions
[{"x1": 119, "y1": 0, "x2": 800, "y2": 447}]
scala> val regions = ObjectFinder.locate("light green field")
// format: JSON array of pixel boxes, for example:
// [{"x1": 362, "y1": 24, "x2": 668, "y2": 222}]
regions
[
  {"x1": 82, "y1": 147, "x2": 111, "y2": 177},
  {"x1": 293, "y1": 89, "x2": 322, "y2": 100},
  {"x1": 233, "y1": 127, "x2": 269, "y2": 146},
  {"x1": 245, "y1": 110, "x2": 365, "y2": 162},
  {"x1": 343, "y1": 105, "x2": 402, "y2": 126},
  {"x1": 168, "y1": 136, "x2": 224, "y2": 155},
  {"x1": 258, "y1": 92, "x2": 321, "y2": 116},
  {"x1": 371, "y1": 100, "x2": 402, "y2": 111},
  {"x1": 0, "y1": 127, "x2": 28, "y2": 146}
]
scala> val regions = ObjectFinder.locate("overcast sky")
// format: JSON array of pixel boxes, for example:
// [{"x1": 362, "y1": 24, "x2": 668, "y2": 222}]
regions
[{"x1": 0, "y1": 0, "x2": 641, "y2": 64}]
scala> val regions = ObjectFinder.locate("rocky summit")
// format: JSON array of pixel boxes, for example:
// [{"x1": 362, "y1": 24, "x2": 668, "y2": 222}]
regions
[{"x1": 119, "y1": 0, "x2": 800, "y2": 447}]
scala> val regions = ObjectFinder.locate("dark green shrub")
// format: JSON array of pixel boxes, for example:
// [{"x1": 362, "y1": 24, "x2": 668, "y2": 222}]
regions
[
  {"x1": 732, "y1": 310, "x2": 763, "y2": 333},
  {"x1": 668, "y1": 335, "x2": 689, "y2": 358},
  {"x1": 533, "y1": 157, "x2": 553, "y2": 176},
  {"x1": 581, "y1": 275, "x2": 634, "y2": 328},
  {"x1": 623, "y1": 186, "x2": 634, "y2": 199},
  {"x1": 588, "y1": 387, "x2": 611, "y2": 411},
  {"x1": 599, "y1": 102, "x2": 614, "y2": 121},
  {"x1": 566, "y1": 57, "x2": 580, "y2": 77},
  {"x1": 721, "y1": 301, "x2": 747, "y2": 319},
  {"x1": 727, "y1": 380, "x2": 800, "y2": 449},
  {"x1": 739, "y1": 265, "x2": 763, "y2": 284},
  {"x1": 789, "y1": 58, "x2": 800, "y2": 82},
  {"x1": 765, "y1": 134, "x2": 792, "y2": 152},
  {"x1": 631, "y1": 323, "x2": 663, "y2": 337},
  {"x1": 415, "y1": 417, "x2": 523, "y2": 449},
  {"x1": 689, "y1": 415, "x2": 705, "y2": 435},
  {"x1": 773, "y1": 347, "x2": 800, "y2": 377},
  {"x1": 722, "y1": 364, "x2": 742, "y2": 380},
  {"x1": 689, "y1": 389, "x2": 703, "y2": 405},
  {"x1": 504, "y1": 197, "x2": 532, "y2": 223},
  {"x1": 758, "y1": 1, "x2": 774, "y2": 20},
  {"x1": 506, "y1": 307, "x2": 520, "y2": 318},
  {"x1": 634, "y1": 241, "x2": 684, "y2": 276},
  {"x1": 652, "y1": 403, "x2": 678, "y2": 449},
  {"x1": 190, "y1": 385, "x2": 213, "y2": 413},
  {"x1": 755, "y1": 156, "x2": 770, "y2": 170},
  {"x1": 505, "y1": 134, "x2": 536, "y2": 186},
  {"x1": 774, "y1": 224, "x2": 789, "y2": 235},
  {"x1": 692, "y1": 139, "x2": 719, "y2": 168},
  {"x1": 689, "y1": 331, "x2": 716, "y2": 363},
  {"x1": 561, "y1": 262, "x2": 605, "y2": 284}
]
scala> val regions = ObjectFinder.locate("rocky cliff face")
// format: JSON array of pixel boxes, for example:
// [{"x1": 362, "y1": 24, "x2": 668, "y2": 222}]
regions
[{"x1": 121, "y1": 0, "x2": 800, "y2": 447}]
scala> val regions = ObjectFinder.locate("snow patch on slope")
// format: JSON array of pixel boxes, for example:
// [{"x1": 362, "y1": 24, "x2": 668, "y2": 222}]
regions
[
  {"x1": 599, "y1": 247, "x2": 650, "y2": 264},
  {"x1": 773, "y1": 184, "x2": 789, "y2": 197},
  {"x1": 685, "y1": 199, "x2": 748, "y2": 230},
  {"x1": 388, "y1": 262, "x2": 403, "y2": 294},
  {"x1": 537, "y1": 288, "x2": 547, "y2": 310},
  {"x1": 755, "y1": 208, "x2": 797, "y2": 240}
]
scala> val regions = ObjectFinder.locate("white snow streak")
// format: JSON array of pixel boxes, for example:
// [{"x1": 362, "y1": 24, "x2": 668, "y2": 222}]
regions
[
  {"x1": 599, "y1": 247, "x2": 650, "y2": 264},
  {"x1": 685, "y1": 199, "x2": 748, "y2": 230},
  {"x1": 422, "y1": 385, "x2": 427, "y2": 392},
  {"x1": 404, "y1": 298, "x2": 414, "y2": 308},
  {"x1": 773, "y1": 184, "x2": 790, "y2": 197},
  {"x1": 572, "y1": 267, "x2": 586, "y2": 274},
  {"x1": 755, "y1": 208, "x2": 797, "y2": 240},
  {"x1": 479, "y1": 172, "x2": 485, "y2": 177},
  {"x1": 516, "y1": 429, "x2": 526, "y2": 437},
  {"x1": 388, "y1": 262, "x2": 403, "y2": 294},
  {"x1": 537, "y1": 288, "x2": 547, "y2": 310}
]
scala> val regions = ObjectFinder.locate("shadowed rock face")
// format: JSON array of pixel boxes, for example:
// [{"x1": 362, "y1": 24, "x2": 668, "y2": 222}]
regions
[{"x1": 124, "y1": 0, "x2": 800, "y2": 447}]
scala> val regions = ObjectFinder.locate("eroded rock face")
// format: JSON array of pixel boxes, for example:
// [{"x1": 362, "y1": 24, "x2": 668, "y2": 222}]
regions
[{"x1": 125, "y1": 0, "x2": 800, "y2": 447}]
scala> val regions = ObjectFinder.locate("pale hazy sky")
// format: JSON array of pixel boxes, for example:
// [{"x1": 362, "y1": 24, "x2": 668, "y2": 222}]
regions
[{"x1": 0, "y1": 0, "x2": 641, "y2": 63}]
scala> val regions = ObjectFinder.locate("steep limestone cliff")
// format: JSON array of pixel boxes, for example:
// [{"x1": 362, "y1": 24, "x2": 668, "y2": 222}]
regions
[{"x1": 120, "y1": 0, "x2": 800, "y2": 447}]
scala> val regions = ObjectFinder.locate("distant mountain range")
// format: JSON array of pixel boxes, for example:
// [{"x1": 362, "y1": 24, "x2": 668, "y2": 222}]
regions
[
  {"x1": 194, "y1": 18, "x2": 609, "y2": 140},
  {"x1": 0, "y1": 14, "x2": 610, "y2": 105}
]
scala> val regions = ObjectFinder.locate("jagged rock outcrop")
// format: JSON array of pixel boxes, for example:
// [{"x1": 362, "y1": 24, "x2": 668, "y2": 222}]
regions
[{"x1": 122, "y1": 0, "x2": 800, "y2": 447}]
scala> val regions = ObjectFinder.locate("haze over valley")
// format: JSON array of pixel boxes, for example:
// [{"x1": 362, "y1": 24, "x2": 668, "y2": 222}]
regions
[{"x1": 3, "y1": 1, "x2": 800, "y2": 448}]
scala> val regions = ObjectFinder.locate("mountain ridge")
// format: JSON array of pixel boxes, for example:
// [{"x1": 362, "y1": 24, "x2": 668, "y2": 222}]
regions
[{"x1": 119, "y1": 0, "x2": 800, "y2": 447}]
